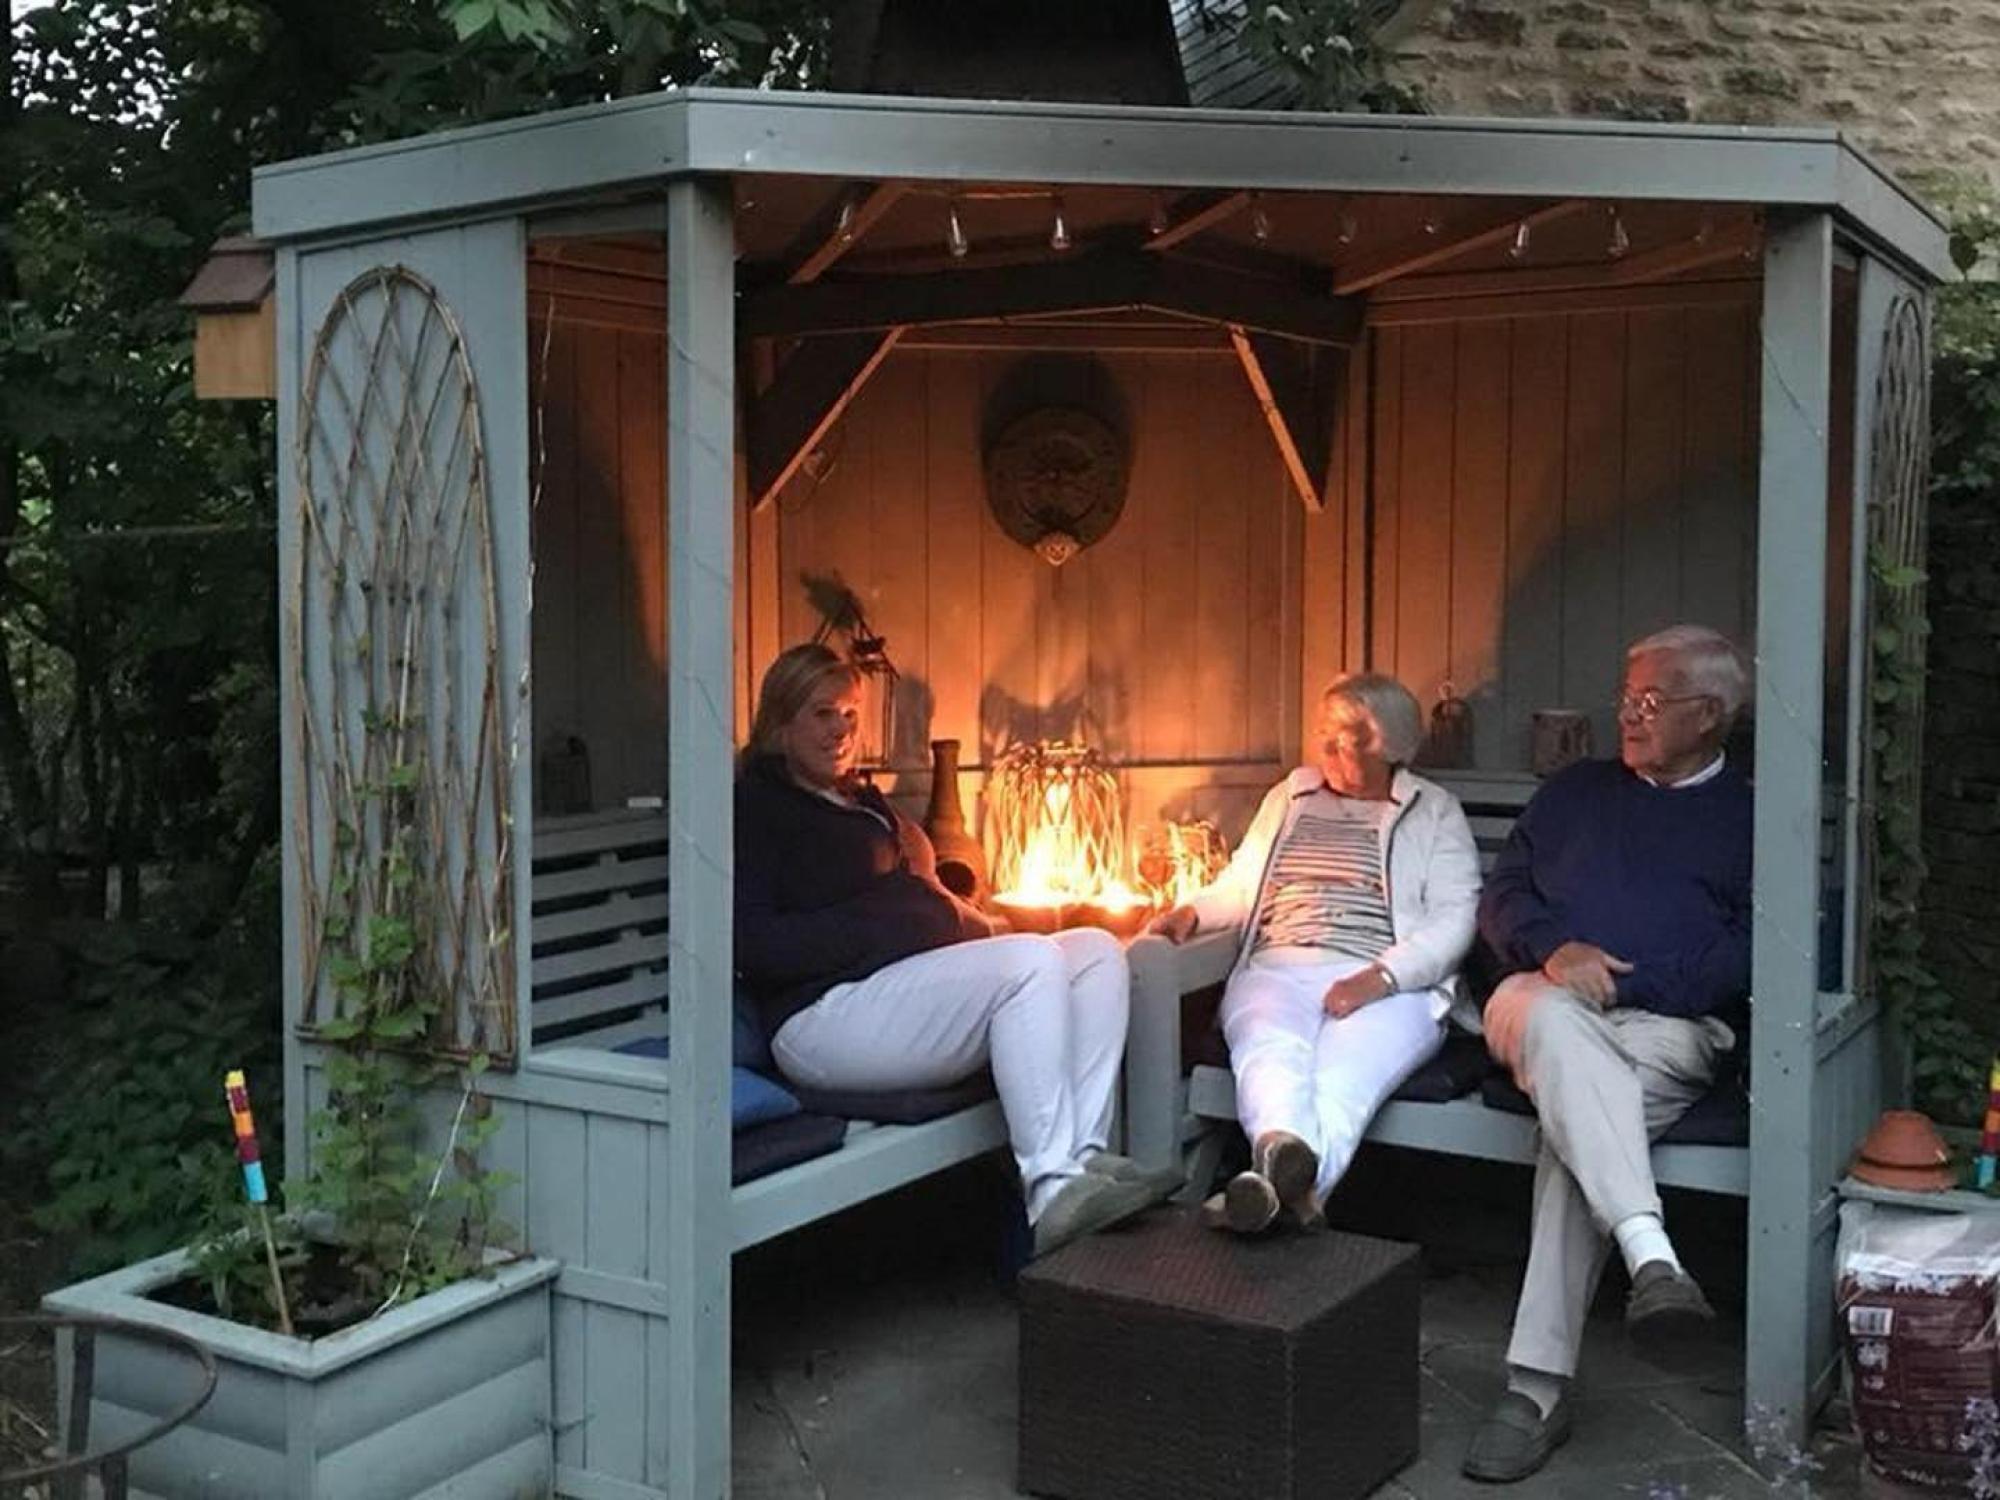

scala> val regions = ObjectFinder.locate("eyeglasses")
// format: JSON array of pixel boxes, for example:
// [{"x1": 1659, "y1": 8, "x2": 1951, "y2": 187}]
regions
[{"x1": 1615, "y1": 688, "x2": 1714, "y2": 722}]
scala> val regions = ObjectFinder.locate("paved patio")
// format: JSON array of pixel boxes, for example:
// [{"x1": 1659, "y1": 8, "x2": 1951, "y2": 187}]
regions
[{"x1": 732, "y1": 1147, "x2": 1891, "y2": 1500}]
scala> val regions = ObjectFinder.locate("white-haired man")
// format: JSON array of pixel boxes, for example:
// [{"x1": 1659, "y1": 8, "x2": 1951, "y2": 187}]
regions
[{"x1": 1462, "y1": 625, "x2": 1752, "y2": 1484}]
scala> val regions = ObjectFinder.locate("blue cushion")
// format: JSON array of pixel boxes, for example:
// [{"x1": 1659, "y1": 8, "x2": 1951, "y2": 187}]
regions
[
  {"x1": 733, "y1": 1113, "x2": 847, "y2": 1184},
  {"x1": 787, "y1": 1072, "x2": 998, "y2": 1124},
  {"x1": 612, "y1": 1037, "x2": 801, "y2": 1130},
  {"x1": 733, "y1": 984, "x2": 773, "y2": 1072},
  {"x1": 1390, "y1": 1030, "x2": 1491, "y2": 1103},
  {"x1": 1479, "y1": 1066, "x2": 1748, "y2": 1148}
]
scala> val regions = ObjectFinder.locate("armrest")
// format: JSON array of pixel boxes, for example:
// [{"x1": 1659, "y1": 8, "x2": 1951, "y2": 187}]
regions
[{"x1": 1123, "y1": 929, "x2": 1238, "y2": 1172}]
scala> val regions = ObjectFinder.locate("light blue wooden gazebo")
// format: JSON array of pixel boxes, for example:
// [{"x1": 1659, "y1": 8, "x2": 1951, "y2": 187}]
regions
[{"x1": 254, "y1": 89, "x2": 1948, "y2": 1497}]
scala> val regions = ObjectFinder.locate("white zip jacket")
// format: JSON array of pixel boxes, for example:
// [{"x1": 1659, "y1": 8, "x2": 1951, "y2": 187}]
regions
[{"x1": 1188, "y1": 765, "x2": 1483, "y2": 1028}]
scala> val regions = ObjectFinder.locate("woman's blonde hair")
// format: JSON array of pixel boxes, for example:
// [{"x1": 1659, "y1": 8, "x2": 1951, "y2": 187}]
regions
[
  {"x1": 1323, "y1": 672, "x2": 1424, "y2": 765},
  {"x1": 743, "y1": 642, "x2": 861, "y2": 766}
]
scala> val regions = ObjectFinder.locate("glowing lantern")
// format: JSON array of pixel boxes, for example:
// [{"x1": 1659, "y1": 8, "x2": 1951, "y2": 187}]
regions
[{"x1": 985, "y1": 741, "x2": 1149, "y2": 934}]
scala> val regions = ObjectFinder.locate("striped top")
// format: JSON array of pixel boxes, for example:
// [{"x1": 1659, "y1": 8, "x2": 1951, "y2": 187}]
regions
[{"x1": 1251, "y1": 793, "x2": 1397, "y2": 960}]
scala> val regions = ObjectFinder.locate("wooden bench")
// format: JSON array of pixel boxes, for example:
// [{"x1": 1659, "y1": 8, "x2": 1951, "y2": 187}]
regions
[
  {"x1": 526, "y1": 808, "x2": 1010, "y2": 1252},
  {"x1": 1121, "y1": 770, "x2": 1752, "y2": 1201}
]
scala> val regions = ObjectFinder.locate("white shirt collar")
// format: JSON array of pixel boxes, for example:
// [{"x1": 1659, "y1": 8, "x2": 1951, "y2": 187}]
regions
[{"x1": 1638, "y1": 751, "x2": 1726, "y2": 790}]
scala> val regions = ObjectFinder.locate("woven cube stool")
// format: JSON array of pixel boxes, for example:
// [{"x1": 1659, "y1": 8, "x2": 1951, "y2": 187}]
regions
[{"x1": 1018, "y1": 1208, "x2": 1419, "y2": 1500}]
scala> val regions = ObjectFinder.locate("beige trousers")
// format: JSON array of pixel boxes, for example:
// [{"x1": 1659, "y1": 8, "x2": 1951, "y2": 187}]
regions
[{"x1": 1484, "y1": 973, "x2": 1735, "y2": 1377}]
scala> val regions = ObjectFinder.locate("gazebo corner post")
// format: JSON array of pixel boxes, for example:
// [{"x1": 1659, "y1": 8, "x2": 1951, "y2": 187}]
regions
[
  {"x1": 664, "y1": 173, "x2": 737, "y2": 1500},
  {"x1": 1747, "y1": 208, "x2": 1835, "y2": 1450},
  {"x1": 274, "y1": 241, "x2": 310, "y2": 1180}
]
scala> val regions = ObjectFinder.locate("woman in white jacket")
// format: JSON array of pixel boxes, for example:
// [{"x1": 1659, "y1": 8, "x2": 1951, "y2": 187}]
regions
[{"x1": 1150, "y1": 672, "x2": 1481, "y2": 1232}]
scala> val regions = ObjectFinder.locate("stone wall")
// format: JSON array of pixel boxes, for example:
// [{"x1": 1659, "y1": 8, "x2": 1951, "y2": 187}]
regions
[{"x1": 1384, "y1": 0, "x2": 2000, "y2": 194}]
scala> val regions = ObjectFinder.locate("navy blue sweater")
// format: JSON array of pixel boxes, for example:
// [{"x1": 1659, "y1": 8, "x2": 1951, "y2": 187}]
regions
[
  {"x1": 734, "y1": 754, "x2": 985, "y2": 1033},
  {"x1": 1477, "y1": 758, "x2": 1752, "y2": 1027}
]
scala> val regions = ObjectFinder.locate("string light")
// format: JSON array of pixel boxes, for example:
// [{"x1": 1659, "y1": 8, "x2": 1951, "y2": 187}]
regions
[
  {"x1": 1148, "y1": 192, "x2": 1170, "y2": 238},
  {"x1": 1049, "y1": 193, "x2": 1071, "y2": 252},
  {"x1": 1607, "y1": 208, "x2": 1631, "y2": 260},
  {"x1": 1694, "y1": 214, "x2": 1715, "y2": 247},
  {"x1": 1509, "y1": 220, "x2": 1532, "y2": 261},
  {"x1": 1336, "y1": 211, "x2": 1359, "y2": 246},
  {"x1": 834, "y1": 193, "x2": 857, "y2": 245},
  {"x1": 1250, "y1": 192, "x2": 1272, "y2": 244},
  {"x1": 947, "y1": 198, "x2": 969, "y2": 260},
  {"x1": 1422, "y1": 208, "x2": 1442, "y2": 237}
]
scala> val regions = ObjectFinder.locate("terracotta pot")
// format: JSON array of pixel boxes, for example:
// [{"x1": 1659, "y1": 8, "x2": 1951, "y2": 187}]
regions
[
  {"x1": 923, "y1": 738, "x2": 989, "y2": 902},
  {"x1": 1850, "y1": 1109, "x2": 1957, "y2": 1192}
]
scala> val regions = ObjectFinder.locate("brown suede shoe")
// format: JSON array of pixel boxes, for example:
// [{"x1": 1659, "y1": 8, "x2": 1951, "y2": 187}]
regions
[{"x1": 1254, "y1": 1130, "x2": 1323, "y2": 1229}]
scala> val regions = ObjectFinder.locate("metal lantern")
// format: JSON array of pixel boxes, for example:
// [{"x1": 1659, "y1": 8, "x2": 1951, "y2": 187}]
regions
[{"x1": 811, "y1": 602, "x2": 899, "y2": 771}]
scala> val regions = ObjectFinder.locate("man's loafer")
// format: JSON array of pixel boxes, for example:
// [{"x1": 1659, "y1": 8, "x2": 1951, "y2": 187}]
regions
[
  {"x1": 1626, "y1": 1260, "x2": 1716, "y2": 1363},
  {"x1": 1462, "y1": 1391, "x2": 1572, "y2": 1483}
]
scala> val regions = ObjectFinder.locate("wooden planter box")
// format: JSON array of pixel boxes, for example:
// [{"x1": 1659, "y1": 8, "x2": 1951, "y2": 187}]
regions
[{"x1": 43, "y1": 1248, "x2": 558, "y2": 1500}]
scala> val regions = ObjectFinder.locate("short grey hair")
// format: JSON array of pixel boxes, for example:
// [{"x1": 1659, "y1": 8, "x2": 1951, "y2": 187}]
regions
[
  {"x1": 1323, "y1": 672, "x2": 1424, "y2": 765},
  {"x1": 1627, "y1": 624, "x2": 1750, "y2": 720}
]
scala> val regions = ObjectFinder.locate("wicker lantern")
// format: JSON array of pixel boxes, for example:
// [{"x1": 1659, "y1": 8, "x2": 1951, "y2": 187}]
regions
[{"x1": 985, "y1": 741, "x2": 1148, "y2": 934}]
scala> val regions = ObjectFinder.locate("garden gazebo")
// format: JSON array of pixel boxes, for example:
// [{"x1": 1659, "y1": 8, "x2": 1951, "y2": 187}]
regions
[{"x1": 254, "y1": 89, "x2": 1948, "y2": 1498}]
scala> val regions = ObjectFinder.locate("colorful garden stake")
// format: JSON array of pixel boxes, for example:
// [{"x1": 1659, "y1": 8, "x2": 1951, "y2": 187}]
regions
[
  {"x1": 1977, "y1": 1057, "x2": 2000, "y2": 1190},
  {"x1": 225, "y1": 1069, "x2": 294, "y2": 1335}
]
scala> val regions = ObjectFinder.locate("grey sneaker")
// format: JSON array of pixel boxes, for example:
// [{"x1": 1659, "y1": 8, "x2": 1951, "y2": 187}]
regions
[
  {"x1": 1083, "y1": 1152, "x2": 1183, "y2": 1195},
  {"x1": 1462, "y1": 1391, "x2": 1572, "y2": 1483},
  {"x1": 1031, "y1": 1174, "x2": 1157, "y2": 1259}
]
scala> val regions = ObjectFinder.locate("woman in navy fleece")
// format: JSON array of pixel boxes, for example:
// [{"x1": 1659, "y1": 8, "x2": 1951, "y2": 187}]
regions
[{"x1": 734, "y1": 643, "x2": 1161, "y2": 1258}]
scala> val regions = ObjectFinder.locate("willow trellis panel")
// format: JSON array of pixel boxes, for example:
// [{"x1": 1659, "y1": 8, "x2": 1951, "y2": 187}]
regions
[{"x1": 290, "y1": 265, "x2": 517, "y2": 1066}]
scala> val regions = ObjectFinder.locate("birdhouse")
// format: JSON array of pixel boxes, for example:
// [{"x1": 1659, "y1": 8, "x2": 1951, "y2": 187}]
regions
[{"x1": 179, "y1": 236, "x2": 276, "y2": 400}]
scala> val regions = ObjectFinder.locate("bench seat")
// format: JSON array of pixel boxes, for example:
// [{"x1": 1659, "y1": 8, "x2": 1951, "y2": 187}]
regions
[
  {"x1": 531, "y1": 809, "x2": 1012, "y2": 1253},
  {"x1": 1122, "y1": 767, "x2": 1753, "y2": 1203}
]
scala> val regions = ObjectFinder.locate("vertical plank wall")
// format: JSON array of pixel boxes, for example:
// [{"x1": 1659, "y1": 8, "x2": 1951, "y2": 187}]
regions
[
  {"x1": 529, "y1": 247, "x2": 669, "y2": 812},
  {"x1": 769, "y1": 346, "x2": 1309, "y2": 838},
  {"x1": 1368, "y1": 295, "x2": 1762, "y2": 770}
]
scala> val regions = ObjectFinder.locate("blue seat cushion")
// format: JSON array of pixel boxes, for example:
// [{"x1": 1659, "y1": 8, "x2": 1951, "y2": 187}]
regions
[
  {"x1": 1478, "y1": 1066, "x2": 1749, "y2": 1148},
  {"x1": 787, "y1": 1071, "x2": 999, "y2": 1125},
  {"x1": 733, "y1": 983, "x2": 774, "y2": 1073},
  {"x1": 733, "y1": 1113, "x2": 847, "y2": 1185},
  {"x1": 613, "y1": 1037, "x2": 802, "y2": 1130}
]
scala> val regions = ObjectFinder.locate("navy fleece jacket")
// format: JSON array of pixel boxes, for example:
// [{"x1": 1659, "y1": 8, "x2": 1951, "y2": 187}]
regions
[
  {"x1": 1477, "y1": 757, "x2": 1752, "y2": 1028},
  {"x1": 734, "y1": 753, "x2": 987, "y2": 1033}
]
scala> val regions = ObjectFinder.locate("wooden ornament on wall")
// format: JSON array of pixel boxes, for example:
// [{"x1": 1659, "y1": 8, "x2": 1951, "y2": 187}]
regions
[{"x1": 984, "y1": 406, "x2": 1129, "y2": 566}]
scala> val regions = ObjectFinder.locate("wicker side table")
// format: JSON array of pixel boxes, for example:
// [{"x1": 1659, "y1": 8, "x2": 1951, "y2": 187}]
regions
[{"x1": 1018, "y1": 1208, "x2": 1420, "y2": 1500}]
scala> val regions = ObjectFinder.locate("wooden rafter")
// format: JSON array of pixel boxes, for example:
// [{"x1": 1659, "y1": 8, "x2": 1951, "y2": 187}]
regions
[
  {"x1": 740, "y1": 252, "x2": 1362, "y2": 346},
  {"x1": 746, "y1": 328, "x2": 903, "y2": 510},
  {"x1": 1142, "y1": 190, "x2": 1251, "y2": 252},
  {"x1": 782, "y1": 181, "x2": 910, "y2": 286},
  {"x1": 1606, "y1": 215, "x2": 1761, "y2": 283},
  {"x1": 1331, "y1": 199, "x2": 1591, "y2": 296},
  {"x1": 1229, "y1": 328, "x2": 1334, "y2": 512}
]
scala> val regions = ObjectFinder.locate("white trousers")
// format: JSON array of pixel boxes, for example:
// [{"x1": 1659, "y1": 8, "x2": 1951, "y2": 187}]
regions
[
  {"x1": 772, "y1": 929, "x2": 1130, "y2": 1222},
  {"x1": 1219, "y1": 953, "x2": 1444, "y2": 1202},
  {"x1": 1485, "y1": 974, "x2": 1734, "y2": 1377}
]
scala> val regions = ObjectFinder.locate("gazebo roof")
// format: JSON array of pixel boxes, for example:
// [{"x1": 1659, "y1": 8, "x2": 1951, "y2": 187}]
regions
[{"x1": 252, "y1": 88, "x2": 1948, "y2": 283}]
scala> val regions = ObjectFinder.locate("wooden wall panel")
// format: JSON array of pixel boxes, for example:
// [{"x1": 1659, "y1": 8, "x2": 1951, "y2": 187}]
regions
[
  {"x1": 768, "y1": 346, "x2": 1301, "y2": 837},
  {"x1": 1370, "y1": 297, "x2": 1759, "y2": 771}
]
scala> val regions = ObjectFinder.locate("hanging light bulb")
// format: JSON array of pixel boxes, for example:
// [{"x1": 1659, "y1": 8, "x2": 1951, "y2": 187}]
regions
[
  {"x1": 1422, "y1": 208, "x2": 1442, "y2": 237},
  {"x1": 1250, "y1": 192, "x2": 1273, "y2": 244},
  {"x1": 1508, "y1": 219, "x2": 1532, "y2": 261},
  {"x1": 1336, "y1": 210, "x2": 1359, "y2": 246},
  {"x1": 834, "y1": 193, "x2": 858, "y2": 245},
  {"x1": 1148, "y1": 192, "x2": 1170, "y2": 238},
  {"x1": 1694, "y1": 215, "x2": 1715, "y2": 247},
  {"x1": 1049, "y1": 193, "x2": 1071, "y2": 253},
  {"x1": 1607, "y1": 208, "x2": 1631, "y2": 260},
  {"x1": 947, "y1": 198, "x2": 969, "y2": 260}
]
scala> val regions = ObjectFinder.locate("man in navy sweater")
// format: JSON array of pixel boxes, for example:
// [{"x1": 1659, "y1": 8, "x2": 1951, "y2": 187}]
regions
[{"x1": 1462, "y1": 625, "x2": 1753, "y2": 1484}]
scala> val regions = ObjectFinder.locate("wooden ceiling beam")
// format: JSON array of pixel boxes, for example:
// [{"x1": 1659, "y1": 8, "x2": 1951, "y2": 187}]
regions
[
  {"x1": 1605, "y1": 215, "x2": 1761, "y2": 283},
  {"x1": 1230, "y1": 328, "x2": 1335, "y2": 513},
  {"x1": 740, "y1": 251, "x2": 1362, "y2": 346},
  {"x1": 1143, "y1": 190, "x2": 1251, "y2": 252},
  {"x1": 780, "y1": 181, "x2": 911, "y2": 286},
  {"x1": 1331, "y1": 199, "x2": 1592, "y2": 296},
  {"x1": 746, "y1": 327, "x2": 903, "y2": 510}
]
